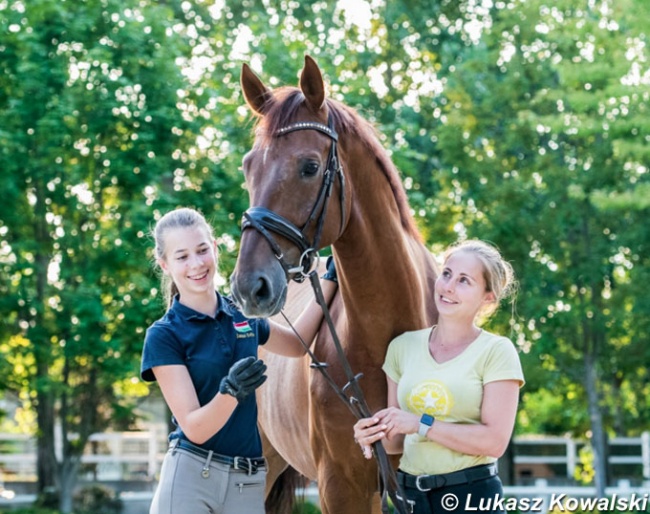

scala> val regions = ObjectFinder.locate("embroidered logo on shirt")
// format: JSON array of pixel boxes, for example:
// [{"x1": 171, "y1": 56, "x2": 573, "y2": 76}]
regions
[{"x1": 233, "y1": 321, "x2": 254, "y2": 338}]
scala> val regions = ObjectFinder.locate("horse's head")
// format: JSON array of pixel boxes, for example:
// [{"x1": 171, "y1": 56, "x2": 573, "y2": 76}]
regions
[{"x1": 230, "y1": 56, "x2": 348, "y2": 317}]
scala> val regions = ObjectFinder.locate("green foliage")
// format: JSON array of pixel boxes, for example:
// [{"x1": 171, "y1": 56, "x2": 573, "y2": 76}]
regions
[
  {"x1": 518, "y1": 387, "x2": 589, "y2": 435},
  {"x1": 72, "y1": 485, "x2": 121, "y2": 514},
  {"x1": 574, "y1": 445, "x2": 596, "y2": 485},
  {"x1": 33, "y1": 489, "x2": 59, "y2": 510},
  {"x1": 0, "y1": 0, "x2": 649, "y2": 505},
  {"x1": 415, "y1": 0, "x2": 649, "y2": 492},
  {"x1": 0, "y1": 509, "x2": 59, "y2": 514},
  {"x1": 292, "y1": 500, "x2": 322, "y2": 514},
  {"x1": 423, "y1": 0, "x2": 650, "y2": 439},
  {"x1": 0, "y1": 0, "x2": 239, "y2": 507}
]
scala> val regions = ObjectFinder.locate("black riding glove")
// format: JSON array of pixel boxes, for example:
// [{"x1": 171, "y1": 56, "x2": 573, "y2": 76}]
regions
[
  {"x1": 219, "y1": 356, "x2": 267, "y2": 402},
  {"x1": 321, "y1": 255, "x2": 338, "y2": 283}
]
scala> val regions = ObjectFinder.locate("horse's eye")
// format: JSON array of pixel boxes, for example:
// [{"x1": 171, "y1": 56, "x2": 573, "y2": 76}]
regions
[{"x1": 301, "y1": 161, "x2": 320, "y2": 177}]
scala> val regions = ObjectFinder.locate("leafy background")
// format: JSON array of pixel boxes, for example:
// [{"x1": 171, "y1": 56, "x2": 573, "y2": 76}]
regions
[{"x1": 0, "y1": 0, "x2": 648, "y2": 510}]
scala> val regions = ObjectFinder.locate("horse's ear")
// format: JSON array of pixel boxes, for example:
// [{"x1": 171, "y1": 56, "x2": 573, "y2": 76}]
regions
[
  {"x1": 241, "y1": 63, "x2": 273, "y2": 115},
  {"x1": 300, "y1": 55, "x2": 326, "y2": 112}
]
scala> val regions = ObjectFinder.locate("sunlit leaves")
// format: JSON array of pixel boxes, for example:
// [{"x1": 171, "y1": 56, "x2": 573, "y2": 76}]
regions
[
  {"x1": 434, "y1": 0, "x2": 650, "y2": 439},
  {"x1": 1, "y1": 0, "x2": 648, "y2": 479},
  {"x1": 0, "y1": 1, "x2": 209, "y2": 467}
]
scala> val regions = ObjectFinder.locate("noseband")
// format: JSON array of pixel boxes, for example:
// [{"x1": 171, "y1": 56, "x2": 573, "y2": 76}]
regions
[{"x1": 241, "y1": 114, "x2": 346, "y2": 282}]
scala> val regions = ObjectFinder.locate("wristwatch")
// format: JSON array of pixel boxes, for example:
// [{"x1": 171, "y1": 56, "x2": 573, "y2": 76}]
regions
[{"x1": 418, "y1": 414, "x2": 435, "y2": 437}]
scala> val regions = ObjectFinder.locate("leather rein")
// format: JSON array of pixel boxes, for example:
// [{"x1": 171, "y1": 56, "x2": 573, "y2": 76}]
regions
[{"x1": 239, "y1": 115, "x2": 410, "y2": 514}]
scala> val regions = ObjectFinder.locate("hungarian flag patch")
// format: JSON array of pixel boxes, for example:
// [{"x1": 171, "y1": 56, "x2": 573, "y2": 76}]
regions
[{"x1": 233, "y1": 321, "x2": 252, "y2": 334}]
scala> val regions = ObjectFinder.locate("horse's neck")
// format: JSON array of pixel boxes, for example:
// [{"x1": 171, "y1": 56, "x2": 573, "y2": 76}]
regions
[{"x1": 334, "y1": 153, "x2": 438, "y2": 349}]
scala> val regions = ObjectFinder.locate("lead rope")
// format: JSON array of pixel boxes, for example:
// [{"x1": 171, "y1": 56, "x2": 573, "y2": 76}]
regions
[{"x1": 279, "y1": 270, "x2": 410, "y2": 514}]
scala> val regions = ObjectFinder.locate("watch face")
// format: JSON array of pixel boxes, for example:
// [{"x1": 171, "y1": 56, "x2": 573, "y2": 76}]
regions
[{"x1": 421, "y1": 414, "x2": 434, "y2": 426}]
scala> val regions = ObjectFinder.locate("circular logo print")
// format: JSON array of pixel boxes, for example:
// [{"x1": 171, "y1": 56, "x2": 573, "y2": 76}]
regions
[{"x1": 406, "y1": 380, "x2": 453, "y2": 417}]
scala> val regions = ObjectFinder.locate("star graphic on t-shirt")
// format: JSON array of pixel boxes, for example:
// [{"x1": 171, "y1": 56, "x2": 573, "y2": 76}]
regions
[{"x1": 406, "y1": 380, "x2": 453, "y2": 417}]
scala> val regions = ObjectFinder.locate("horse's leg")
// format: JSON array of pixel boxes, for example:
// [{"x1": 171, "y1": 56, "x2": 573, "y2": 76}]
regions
[
  {"x1": 310, "y1": 410, "x2": 382, "y2": 514},
  {"x1": 308, "y1": 338, "x2": 391, "y2": 514},
  {"x1": 260, "y1": 428, "x2": 287, "y2": 500},
  {"x1": 260, "y1": 428, "x2": 308, "y2": 514},
  {"x1": 316, "y1": 460, "x2": 382, "y2": 514}
]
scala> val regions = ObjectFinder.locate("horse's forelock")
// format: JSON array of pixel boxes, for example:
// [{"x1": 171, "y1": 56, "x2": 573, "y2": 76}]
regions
[
  {"x1": 251, "y1": 88, "x2": 422, "y2": 241},
  {"x1": 253, "y1": 88, "x2": 304, "y2": 145}
]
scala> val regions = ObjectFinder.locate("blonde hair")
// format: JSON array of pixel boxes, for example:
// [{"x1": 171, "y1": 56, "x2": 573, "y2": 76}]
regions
[
  {"x1": 152, "y1": 207, "x2": 215, "y2": 308},
  {"x1": 443, "y1": 239, "x2": 517, "y2": 320}
]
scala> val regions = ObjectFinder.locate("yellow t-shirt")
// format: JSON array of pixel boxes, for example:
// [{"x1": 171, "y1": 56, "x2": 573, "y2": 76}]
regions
[{"x1": 382, "y1": 327, "x2": 525, "y2": 476}]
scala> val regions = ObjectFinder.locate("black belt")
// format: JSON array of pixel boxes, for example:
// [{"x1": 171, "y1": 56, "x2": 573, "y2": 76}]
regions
[
  {"x1": 171, "y1": 439, "x2": 266, "y2": 475},
  {"x1": 397, "y1": 463, "x2": 498, "y2": 492}
]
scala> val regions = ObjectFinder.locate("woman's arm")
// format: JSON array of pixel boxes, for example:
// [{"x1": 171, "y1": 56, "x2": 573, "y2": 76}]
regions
[
  {"x1": 264, "y1": 279, "x2": 337, "y2": 357},
  {"x1": 152, "y1": 364, "x2": 238, "y2": 445},
  {"x1": 379, "y1": 377, "x2": 407, "y2": 454},
  {"x1": 378, "y1": 379, "x2": 521, "y2": 458},
  {"x1": 420, "y1": 380, "x2": 520, "y2": 457},
  {"x1": 356, "y1": 378, "x2": 521, "y2": 459}
]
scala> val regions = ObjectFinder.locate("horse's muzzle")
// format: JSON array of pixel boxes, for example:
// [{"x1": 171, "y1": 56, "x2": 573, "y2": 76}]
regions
[{"x1": 230, "y1": 265, "x2": 288, "y2": 318}]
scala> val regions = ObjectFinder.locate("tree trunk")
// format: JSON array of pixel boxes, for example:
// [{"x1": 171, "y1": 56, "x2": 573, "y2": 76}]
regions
[
  {"x1": 32, "y1": 182, "x2": 58, "y2": 495},
  {"x1": 579, "y1": 211, "x2": 608, "y2": 496},
  {"x1": 34, "y1": 262, "x2": 58, "y2": 492},
  {"x1": 35, "y1": 390, "x2": 58, "y2": 495},
  {"x1": 584, "y1": 353, "x2": 608, "y2": 497},
  {"x1": 59, "y1": 457, "x2": 81, "y2": 514}
]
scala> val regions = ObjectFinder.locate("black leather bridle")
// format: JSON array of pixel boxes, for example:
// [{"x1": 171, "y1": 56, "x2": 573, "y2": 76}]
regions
[{"x1": 240, "y1": 114, "x2": 346, "y2": 282}]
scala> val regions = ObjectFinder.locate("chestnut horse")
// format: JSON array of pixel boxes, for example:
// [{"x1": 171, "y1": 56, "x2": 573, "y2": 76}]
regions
[{"x1": 230, "y1": 56, "x2": 439, "y2": 514}]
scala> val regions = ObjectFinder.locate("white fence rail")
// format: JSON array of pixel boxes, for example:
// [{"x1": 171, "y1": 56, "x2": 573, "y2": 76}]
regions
[
  {"x1": 0, "y1": 431, "x2": 164, "y2": 482},
  {"x1": 513, "y1": 432, "x2": 650, "y2": 483},
  {"x1": 2, "y1": 432, "x2": 650, "y2": 514},
  {"x1": 1, "y1": 430, "x2": 649, "y2": 484}
]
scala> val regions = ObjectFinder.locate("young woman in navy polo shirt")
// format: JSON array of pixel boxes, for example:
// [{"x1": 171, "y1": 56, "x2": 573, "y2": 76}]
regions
[{"x1": 141, "y1": 207, "x2": 337, "y2": 514}]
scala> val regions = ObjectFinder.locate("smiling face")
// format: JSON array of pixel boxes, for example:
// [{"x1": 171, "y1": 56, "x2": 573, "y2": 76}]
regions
[
  {"x1": 158, "y1": 225, "x2": 217, "y2": 301},
  {"x1": 434, "y1": 249, "x2": 496, "y2": 323}
]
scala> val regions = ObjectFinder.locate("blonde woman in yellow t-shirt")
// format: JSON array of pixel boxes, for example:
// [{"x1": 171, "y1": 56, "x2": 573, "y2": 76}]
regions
[{"x1": 353, "y1": 240, "x2": 524, "y2": 514}]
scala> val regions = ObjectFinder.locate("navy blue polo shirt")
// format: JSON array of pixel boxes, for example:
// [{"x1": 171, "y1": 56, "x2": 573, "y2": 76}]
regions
[{"x1": 140, "y1": 293, "x2": 270, "y2": 458}]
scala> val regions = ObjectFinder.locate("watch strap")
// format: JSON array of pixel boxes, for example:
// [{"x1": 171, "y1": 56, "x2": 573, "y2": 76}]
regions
[{"x1": 418, "y1": 413, "x2": 434, "y2": 437}]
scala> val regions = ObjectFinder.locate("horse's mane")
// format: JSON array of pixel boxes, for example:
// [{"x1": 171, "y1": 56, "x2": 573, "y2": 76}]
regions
[{"x1": 253, "y1": 87, "x2": 421, "y2": 241}]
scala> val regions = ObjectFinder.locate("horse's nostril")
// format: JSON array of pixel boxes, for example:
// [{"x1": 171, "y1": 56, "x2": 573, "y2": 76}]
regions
[
  {"x1": 231, "y1": 266, "x2": 286, "y2": 317},
  {"x1": 252, "y1": 276, "x2": 270, "y2": 304}
]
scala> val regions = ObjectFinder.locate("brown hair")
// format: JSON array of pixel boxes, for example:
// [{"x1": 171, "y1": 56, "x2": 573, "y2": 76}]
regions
[
  {"x1": 443, "y1": 239, "x2": 517, "y2": 321},
  {"x1": 152, "y1": 207, "x2": 215, "y2": 308}
]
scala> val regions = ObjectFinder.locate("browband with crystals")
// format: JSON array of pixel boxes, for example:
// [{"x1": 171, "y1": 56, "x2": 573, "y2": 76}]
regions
[{"x1": 276, "y1": 121, "x2": 338, "y2": 141}]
